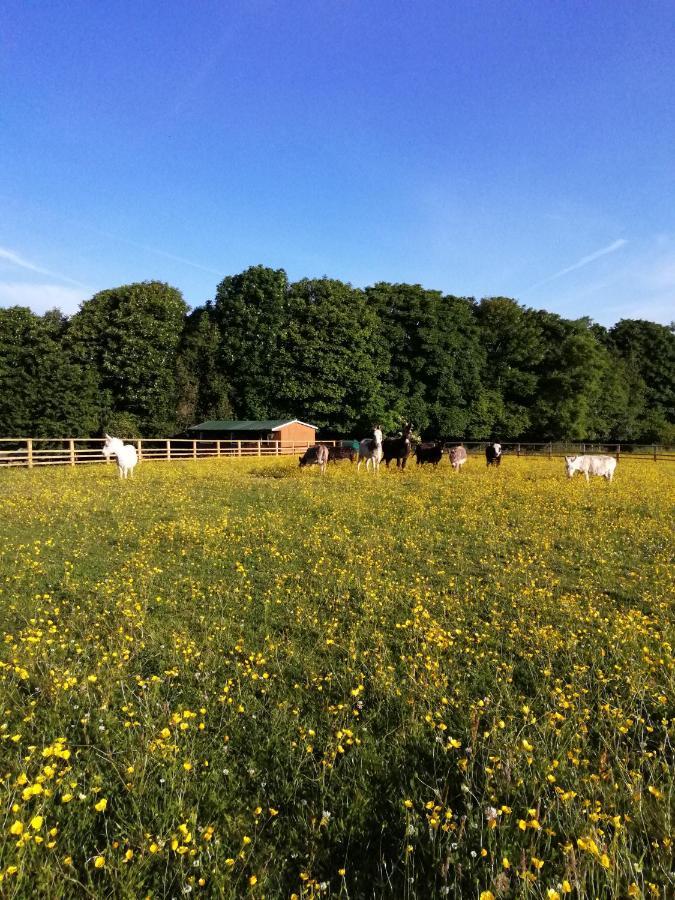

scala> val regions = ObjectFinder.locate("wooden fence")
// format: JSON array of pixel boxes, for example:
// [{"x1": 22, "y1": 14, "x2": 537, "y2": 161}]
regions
[
  {"x1": 0, "y1": 437, "x2": 673, "y2": 468},
  {"x1": 458, "y1": 441, "x2": 674, "y2": 462},
  {"x1": 0, "y1": 437, "x2": 335, "y2": 468}
]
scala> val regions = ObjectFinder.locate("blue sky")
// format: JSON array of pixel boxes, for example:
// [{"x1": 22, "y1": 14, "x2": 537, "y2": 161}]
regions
[{"x1": 1, "y1": 0, "x2": 674, "y2": 325}]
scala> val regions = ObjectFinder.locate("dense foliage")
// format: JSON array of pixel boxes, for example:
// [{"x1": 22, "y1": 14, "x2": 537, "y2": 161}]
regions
[
  {"x1": 1, "y1": 268, "x2": 673, "y2": 440},
  {"x1": 0, "y1": 457, "x2": 672, "y2": 897}
]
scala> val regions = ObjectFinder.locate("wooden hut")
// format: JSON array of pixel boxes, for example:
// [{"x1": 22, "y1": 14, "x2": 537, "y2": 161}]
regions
[{"x1": 186, "y1": 419, "x2": 317, "y2": 449}]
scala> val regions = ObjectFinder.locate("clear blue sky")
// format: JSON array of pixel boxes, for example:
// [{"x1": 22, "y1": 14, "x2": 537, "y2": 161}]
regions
[{"x1": 1, "y1": 0, "x2": 674, "y2": 325}]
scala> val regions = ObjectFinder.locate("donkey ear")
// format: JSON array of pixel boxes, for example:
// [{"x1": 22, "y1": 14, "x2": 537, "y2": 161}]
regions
[{"x1": 104, "y1": 433, "x2": 111, "y2": 440}]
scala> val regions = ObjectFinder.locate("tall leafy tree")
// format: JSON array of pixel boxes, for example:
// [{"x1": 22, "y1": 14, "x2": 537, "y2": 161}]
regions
[
  {"x1": 175, "y1": 304, "x2": 232, "y2": 429},
  {"x1": 0, "y1": 306, "x2": 42, "y2": 436},
  {"x1": 68, "y1": 281, "x2": 188, "y2": 435},
  {"x1": 530, "y1": 314, "x2": 613, "y2": 440},
  {"x1": 474, "y1": 298, "x2": 545, "y2": 438},
  {"x1": 279, "y1": 278, "x2": 385, "y2": 433},
  {"x1": 608, "y1": 319, "x2": 675, "y2": 441},
  {"x1": 33, "y1": 311, "x2": 101, "y2": 436},
  {"x1": 2, "y1": 265, "x2": 673, "y2": 444},
  {"x1": 365, "y1": 283, "x2": 432, "y2": 430},
  {"x1": 0, "y1": 307, "x2": 100, "y2": 437},
  {"x1": 428, "y1": 293, "x2": 484, "y2": 437},
  {"x1": 366, "y1": 283, "x2": 483, "y2": 436},
  {"x1": 213, "y1": 266, "x2": 291, "y2": 420}
]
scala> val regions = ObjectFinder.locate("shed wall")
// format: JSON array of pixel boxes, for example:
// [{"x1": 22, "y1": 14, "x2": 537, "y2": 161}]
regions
[{"x1": 277, "y1": 422, "x2": 316, "y2": 447}]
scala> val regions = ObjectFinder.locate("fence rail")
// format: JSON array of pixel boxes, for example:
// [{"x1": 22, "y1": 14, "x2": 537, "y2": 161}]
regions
[
  {"x1": 0, "y1": 437, "x2": 673, "y2": 469},
  {"x1": 451, "y1": 441, "x2": 674, "y2": 462},
  {"x1": 0, "y1": 437, "x2": 334, "y2": 468}
]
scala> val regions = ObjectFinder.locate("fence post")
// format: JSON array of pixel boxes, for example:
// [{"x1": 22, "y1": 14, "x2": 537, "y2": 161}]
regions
[
  {"x1": 616, "y1": 443, "x2": 620, "y2": 460},
  {"x1": 275, "y1": 441, "x2": 279, "y2": 456},
  {"x1": 257, "y1": 440, "x2": 261, "y2": 457},
  {"x1": 192, "y1": 440, "x2": 197, "y2": 460},
  {"x1": 27, "y1": 439, "x2": 33, "y2": 468},
  {"x1": 653, "y1": 444, "x2": 657, "y2": 462},
  {"x1": 516, "y1": 443, "x2": 521, "y2": 458},
  {"x1": 237, "y1": 440, "x2": 241, "y2": 457},
  {"x1": 137, "y1": 439, "x2": 143, "y2": 462},
  {"x1": 166, "y1": 440, "x2": 171, "y2": 461},
  {"x1": 69, "y1": 439, "x2": 75, "y2": 467},
  {"x1": 217, "y1": 440, "x2": 221, "y2": 458}
]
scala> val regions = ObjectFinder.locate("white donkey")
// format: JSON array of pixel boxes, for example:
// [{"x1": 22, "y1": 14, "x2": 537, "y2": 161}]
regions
[
  {"x1": 565, "y1": 454, "x2": 616, "y2": 483},
  {"x1": 357, "y1": 427, "x2": 383, "y2": 473},
  {"x1": 102, "y1": 434, "x2": 139, "y2": 479}
]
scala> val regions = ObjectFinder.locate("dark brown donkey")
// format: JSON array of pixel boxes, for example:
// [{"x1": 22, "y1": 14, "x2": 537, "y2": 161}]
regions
[{"x1": 382, "y1": 423, "x2": 413, "y2": 469}]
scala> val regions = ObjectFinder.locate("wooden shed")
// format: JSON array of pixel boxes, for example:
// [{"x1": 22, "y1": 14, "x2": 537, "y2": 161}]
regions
[{"x1": 187, "y1": 419, "x2": 317, "y2": 449}]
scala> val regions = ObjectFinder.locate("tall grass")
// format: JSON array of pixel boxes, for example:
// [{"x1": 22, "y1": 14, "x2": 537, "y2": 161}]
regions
[{"x1": 0, "y1": 457, "x2": 673, "y2": 898}]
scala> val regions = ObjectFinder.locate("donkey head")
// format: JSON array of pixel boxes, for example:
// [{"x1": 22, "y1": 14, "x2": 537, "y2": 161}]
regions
[{"x1": 102, "y1": 434, "x2": 123, "y2": 459}]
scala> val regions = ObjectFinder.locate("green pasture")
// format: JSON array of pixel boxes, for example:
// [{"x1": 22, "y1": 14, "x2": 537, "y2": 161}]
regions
[{"x1": 0, "y1": 457, "x2": 673, "y2": 898}]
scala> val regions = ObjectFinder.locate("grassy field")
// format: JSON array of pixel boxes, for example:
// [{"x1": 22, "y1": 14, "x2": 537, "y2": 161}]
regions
[{"x1": 0, "y1": 456, "x2": 673, "y2": 899}]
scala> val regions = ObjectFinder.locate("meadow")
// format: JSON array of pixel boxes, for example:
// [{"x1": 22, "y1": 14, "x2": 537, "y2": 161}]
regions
[{"x1": 0, "y1": 456, "x2": 673, "y2": 899}]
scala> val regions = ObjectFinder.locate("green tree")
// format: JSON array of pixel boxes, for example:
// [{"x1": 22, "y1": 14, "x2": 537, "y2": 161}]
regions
[
  {"x1": 68, "y1": 281, "x2": 188, "y2": 435},
  {"x1": 213, "y1": 266, "x2": 291, "y2": 420},
  {"x1": 474, "y1": 298, "x2": 545, "y2": 438},
  {"x1": 608, "y1": 319, "x2": 675, "y2": 441},
  {"x1": 279, "y1": 278, "x2": 385, "y2": 433},
  {"x1": 34, "y1": 311, "x2": 100, "y2": 436},
  {"x1": 530, "y1": 314, "x2": 613, "y2": 440},
  {"x1": 0, "y1": 306, "x2": 45, "y2": 436},
  {"x1": 366, "y1": 283, "x2": 483, "y2": 436},
  {"x1": 0, "y1": 307, "x2": 99, "y2": 437},
  {"x1": 175, "y1": 304, "x2": 232, "y2": 429}
]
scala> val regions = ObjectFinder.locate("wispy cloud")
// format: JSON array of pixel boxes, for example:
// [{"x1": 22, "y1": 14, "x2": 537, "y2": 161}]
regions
[
  {"x1": 0, "y1": 282, "x2": 86, "y2": 315},
  {"x1": 100, "y1": 233, "x2": 223, "y2": 276},
  {"x1": 40, "y1": 223, "x2": 223, "y2": 276},
  {"x1": 525, "y1": 239, "x2": 628, "y2": 292},
  {"x1": 0, "y1": 246, "x2": 88, "y2": 288},
  {"x1": 533, "y1": 235, "x2": 675, "y2": 326}
]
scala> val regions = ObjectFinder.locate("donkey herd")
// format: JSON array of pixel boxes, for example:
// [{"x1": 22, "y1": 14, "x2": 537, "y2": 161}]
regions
[
  {"x1": 100, "y1": 430, "x2": 617, "y2": 483},
  {"x1": 298, "y1": 427, "x2": 618, "y2": 482},
  {"x1": 299, "y1": 425, "x2": 503, "y2": 475}
]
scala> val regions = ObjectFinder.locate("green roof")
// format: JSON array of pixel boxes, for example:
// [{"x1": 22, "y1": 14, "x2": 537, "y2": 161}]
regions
[{"x1": 188, "y1": 419, "x2": 316, "y2": 432}]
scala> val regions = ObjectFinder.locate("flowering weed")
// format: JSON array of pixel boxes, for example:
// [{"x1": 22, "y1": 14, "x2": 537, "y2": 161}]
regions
[{"x1": 0, "y1": 457, "x2": 673, "y2": 897}]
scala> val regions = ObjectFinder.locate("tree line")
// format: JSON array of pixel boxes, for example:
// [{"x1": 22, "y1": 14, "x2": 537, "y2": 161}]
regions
[{"x1": 1, "y1": 266, "x2": 673, "y2": 442}]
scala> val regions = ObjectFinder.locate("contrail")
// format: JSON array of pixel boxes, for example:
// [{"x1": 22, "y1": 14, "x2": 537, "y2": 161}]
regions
[
  {"x1": 48, "y1": 222, "x2": 223, "y2": 276},
  {"x1": 0, "y1": 246, "x2": 88, "y2": 288},
  {"x1": 526, "y1": 239, "x2": 628, "y2": 292},
  {"x1": 104, "y1": 233, "x2": 223, "y2": 276},
  {"x1": 0, "y1": 192, "x2": 224, "y2": 278}
]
